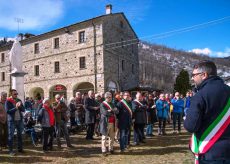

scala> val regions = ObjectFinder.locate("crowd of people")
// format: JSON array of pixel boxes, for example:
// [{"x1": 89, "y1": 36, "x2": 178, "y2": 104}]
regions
[
  {"x1": 0, "y1": 87, "x2": 193, "y2": 156},
  {"x1": 0, "y1": 60, "x2": 229, "y2": 163}
]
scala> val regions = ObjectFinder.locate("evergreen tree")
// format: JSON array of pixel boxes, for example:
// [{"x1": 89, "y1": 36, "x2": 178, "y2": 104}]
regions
[{"x1": 174, "y1": 69, "x2": 191, "y2": 96}]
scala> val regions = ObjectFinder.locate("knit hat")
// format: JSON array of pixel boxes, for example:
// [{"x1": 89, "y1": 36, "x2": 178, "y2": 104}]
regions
[{"x1": 42, "y1": 98, "x2": 49, "y2": 104}]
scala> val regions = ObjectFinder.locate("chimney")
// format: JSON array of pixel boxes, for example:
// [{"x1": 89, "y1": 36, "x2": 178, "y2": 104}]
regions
[{"x1": 106, "y1": 4, "x2": 112, "y2": 14}]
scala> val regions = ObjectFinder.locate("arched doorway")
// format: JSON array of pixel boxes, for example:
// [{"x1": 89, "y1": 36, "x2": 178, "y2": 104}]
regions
[
  {"x1": 49, "y1": 84, "x2": 67, "y2": 101},
  {"x1": 29, "y1": 87, "x2": 44, "y2": 100},
  {"x1": 73, "y1": 82, "x2": 94, "y2": 96},
  {"x1": 107, "y1": 81, "x2": 118, "y2": 92}
]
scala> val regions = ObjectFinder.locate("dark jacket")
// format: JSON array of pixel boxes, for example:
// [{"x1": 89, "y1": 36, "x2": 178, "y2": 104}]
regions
[
  {"x1": 25, "y1": 100, "x2": 32, "y2": 110},
  {"x1": 132, "y1": 100, "x2": 147, "y2": 124},
  {"x1": 116, "y1": 99, "x2": 132, "y2": 129},
  {"x1": 84, "y1": 97, "x2": 98, "y2": 124},
  {"x1": 99, "y1": 101, "x2": 118, "y2": 135},
  {"x1": 146, "y1": 99, "x2": 157, "y2": 124},
  {"x1": 53, "y1": 101, "x2": 68, "y2": 123},
  {"x1": 24, "y1": 117, "x2": 35, "y2": 129},
  {"x1": 5, "y1": 98, "x2": 25, "y2": 122},
  {"x1": 68, "y1": 103, "x2": 76, "y2": 118},
  {"x1": 184, "y1": 76, "x2": 230, "y2": 160}
]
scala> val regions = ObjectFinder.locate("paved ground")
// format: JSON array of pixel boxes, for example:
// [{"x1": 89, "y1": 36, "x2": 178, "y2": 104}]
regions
[{"x1": 0, "y1": 124, "x2": 194, "y2": 164}]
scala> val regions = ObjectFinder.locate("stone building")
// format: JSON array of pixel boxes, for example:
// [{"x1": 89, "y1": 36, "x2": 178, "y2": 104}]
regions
[{"x1": 0, "y1": 5, "x2": 139, "y2": 100}]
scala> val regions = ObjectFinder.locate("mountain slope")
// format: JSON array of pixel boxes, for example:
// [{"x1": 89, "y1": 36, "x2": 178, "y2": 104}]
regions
[{"x1": 138, "y1": 41, "x2": 230, "y2": 92}]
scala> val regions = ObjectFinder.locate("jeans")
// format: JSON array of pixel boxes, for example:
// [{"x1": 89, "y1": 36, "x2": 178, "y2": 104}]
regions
[
  {"x1": 55, "y1": 121, "x2": 71, "y2": 147},
  {"x1": 42, "y1": 126, "x2": 54, "y2": 151},
  {"x1": 146, "y1": 124, "x2": 153, "y2": 135},
  {"x1": 120, "y1": 128, "x2": 129, "y2": 150},
  {"x1": 172, "y1": 112, "x2": 182, "y2": 131},
  {"x1": 8, "y1": 120, "x2": 24, "y2": 152},
  {"x1": 25, "y1": 128, "x2": 37, "y2": 144}
]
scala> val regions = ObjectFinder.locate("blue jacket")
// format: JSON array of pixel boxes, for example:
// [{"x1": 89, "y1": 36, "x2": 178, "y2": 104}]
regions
[
  {"x1": 184, "y1": 96, "x2": 191, "y2": 109},
  {"x1": 184, "y1": 76, "x2": 230, "y2": 160},
  {"x1": 171, "y1": 98, "x2": 184, "y2": 113},
  {"x1": 156, "y1": 99, "x2": 169, "y2": 119},
  {"x1": 5, "y1": 98, "x2": 25, "y2": 122}
]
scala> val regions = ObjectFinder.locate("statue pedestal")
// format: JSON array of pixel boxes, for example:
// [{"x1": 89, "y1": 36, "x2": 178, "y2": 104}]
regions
[{"x1": 10, "y1": 71, "x2": 27, "y2": 103}]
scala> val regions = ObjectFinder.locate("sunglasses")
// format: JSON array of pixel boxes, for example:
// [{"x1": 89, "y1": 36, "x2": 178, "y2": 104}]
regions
[{"x1": 13, "y1": 93, "x2": 18, "y2": 95}]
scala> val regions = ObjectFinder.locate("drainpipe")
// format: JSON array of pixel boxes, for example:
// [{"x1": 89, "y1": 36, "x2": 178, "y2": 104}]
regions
[{"x1": 92, "y1": 20, "x2": 97, "y2": 92}]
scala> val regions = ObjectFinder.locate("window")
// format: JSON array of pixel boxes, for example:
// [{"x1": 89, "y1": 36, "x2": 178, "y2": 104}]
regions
[
  {"x1": 122, "y1": 60, "x2": 125, "y2": 71},
  {"x1": 34, "y1": 43, "x2": 39, "y2": 54},
  {"x1": 79, "y1": 57, "x2": 86, "y2": 69},
  {"x1": 54, "y1": 38, "x2": 59, "y2": 49},
  {"x1": 79, "y1": 31, "x2": 85, "y2": 43},
  {"x1": 132, "y1": 64, "x2": 134, "y2": 74},
  {"x1": 1, "y1": 72, "x2": 5, "y2": 81},
  {"x1": 1, "y1": 53, "x2": 5, "y2": 63},
  {"x1": 54, "y1": 61, "x2": 60, "y2": 73},
  {"x1": 34, "y1": 65, "x2": 39, "y2": 76}
]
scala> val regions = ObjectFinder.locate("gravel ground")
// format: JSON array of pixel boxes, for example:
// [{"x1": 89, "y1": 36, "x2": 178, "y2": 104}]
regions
[{"x1": 0, "y1": 125, "x2": 194, "y2": 164}]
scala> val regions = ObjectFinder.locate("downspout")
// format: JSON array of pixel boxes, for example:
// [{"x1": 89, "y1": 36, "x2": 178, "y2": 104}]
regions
[{"x1": 92, "y1": 20, "x2": 97, "y2": 92}]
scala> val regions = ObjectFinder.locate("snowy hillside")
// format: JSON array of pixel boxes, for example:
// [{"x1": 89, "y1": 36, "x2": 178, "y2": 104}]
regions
[{"x1": 138, "y1": 41, "x2": 230, "y2": 91}]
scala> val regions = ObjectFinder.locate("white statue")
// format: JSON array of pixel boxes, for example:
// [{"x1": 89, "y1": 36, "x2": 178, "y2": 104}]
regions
[{"x1": 9, "y1": 37, "x2": 23, "y2": 73}]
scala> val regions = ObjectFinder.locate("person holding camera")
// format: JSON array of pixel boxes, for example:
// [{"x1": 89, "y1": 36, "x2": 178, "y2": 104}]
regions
[{"x1": 53, "y1": 94, "x2": 72, "y2": 148}]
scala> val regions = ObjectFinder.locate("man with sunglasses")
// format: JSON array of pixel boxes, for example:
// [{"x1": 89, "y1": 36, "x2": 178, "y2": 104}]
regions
[
  {"x1": 184, "y1": 60, "x2": 230, "y2": 164},
  {"x1": 5, "y1": 89, "x2": 25, "y2": 155}
]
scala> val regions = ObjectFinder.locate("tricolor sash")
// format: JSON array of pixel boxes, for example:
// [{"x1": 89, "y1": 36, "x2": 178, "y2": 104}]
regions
[
  {"x1": 133, "y1": 99, "x2": 144, "y2": 107},
  {"x1": 7, "y1": 97, "x2": 20, "y2": 105},
  {"x1": 102, "y1": 101, "x2": 113, "y2": 111},
  {"x1": 121, "y1": 99, "x2": 132, "y2": 117},
  {"x1": 190, "y1": 98, "x2": 230, "y2": 164}
]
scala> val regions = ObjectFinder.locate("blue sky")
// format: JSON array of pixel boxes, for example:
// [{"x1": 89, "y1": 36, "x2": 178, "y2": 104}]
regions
[{"x1": 0, "y1": 0, "x2": 230, "y2": 58}]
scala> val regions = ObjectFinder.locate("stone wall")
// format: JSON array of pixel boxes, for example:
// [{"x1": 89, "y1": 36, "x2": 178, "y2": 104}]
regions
[
  {"x1": 0, "y1": 13, "x2": 139, "y2": 99},
  {"x1": 102, "y1": 14, "x2": 139, "y2": 91}
]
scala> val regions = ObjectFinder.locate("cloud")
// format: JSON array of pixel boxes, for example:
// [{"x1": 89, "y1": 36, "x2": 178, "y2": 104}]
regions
[
  {"x1": 215, "y1": 48, "x2": 230, "y2": 58},
  {"x1": 189, "y1": 48, "x2": 212, "y2": 56},
  {"x1": 0, "y1": 0, "x2": 63, "y2": 31},
  {"x1": 189, "y1": 47, "x2": 230, "y2": 58}
]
